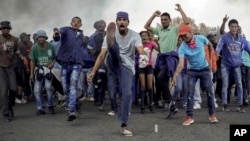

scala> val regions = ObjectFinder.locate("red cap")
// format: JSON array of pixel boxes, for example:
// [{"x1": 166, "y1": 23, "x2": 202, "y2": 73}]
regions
[{"x1": 178, "y1": 24, "x2": 191, "y2": 36}]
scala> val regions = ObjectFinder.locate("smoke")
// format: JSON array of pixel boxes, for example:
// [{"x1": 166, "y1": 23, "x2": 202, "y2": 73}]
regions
[
  {"x1": 0, "y1": 0, "x2": 250, "y2": 39},
  {"x1": 0, "y1": 0, "x2": 112, "y2": 40}
]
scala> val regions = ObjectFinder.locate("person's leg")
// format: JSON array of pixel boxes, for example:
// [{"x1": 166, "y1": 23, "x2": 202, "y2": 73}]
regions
[
  {"x1": 146, "y1": 67, "x2": 154, "y2": 111},
  {"x1": 172, "y1": 74, "x2": 183, "y2": 103},
  {"x1": 233, "y1": 66, "x2": 244, "y2": 112},
  {"x1": 245, "y1": 66, "x2": 250, "y2": 103},
  {"x1": 44, "y1": 78, "x2": 55, "y2": 114},
  {"x1": 33, "y1": 78, "x2": 44, "y2": 112},
  {"x1": 80, "y1": 68, "x2": 87, "y2": 100},
  {"x1": 86, "y1": 68, "x2": 94, "y2": 101},
  {"x1": 241, "y1": 65, "x2": 249, "y2": 105},
  {"x1": 221, "y1": 64, "x2": 230, "y2": 111},
  {"x1": 157, "y1": 65, "x2": 171, "y2": 112},
  {"x1": 119, "y1": 65, "x2": 133, "y2": 126},
  {"x1": 200, "y1": 69, "x2": 215, "y2": 116},
  {"x1": 183, "y1": 70, "x2": 197, "y2": 125},
  {"x1": 182, "y1": 74, "x2": 188, "y2": 107},
  {"x1": 107, "y1": 72, "x2": 118, "y2": 114},
  {"x1": 0, "y1": 68, "x2": 11, "y2": 121},
  {"x1": 138, "y1": 69, "x2": 146, "y2": 113},
  {"x1": 193, "y1": 79, "x2": 201, "y2": 109}
]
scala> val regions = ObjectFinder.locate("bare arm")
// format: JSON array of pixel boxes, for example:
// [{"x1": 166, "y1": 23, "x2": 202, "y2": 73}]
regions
[
  {"x1": 144, "y1": 10, "x2": 161, "y2": 32},
  {"x1": 30, "y1": 60, "x2": 35, "y2": 81},
  {"x1": 208, "y1": 42, "x2": 213, "y2": 66},
  {"x1": 171, "y1": 57, "x2": 184, "y2": 86},
  {"x1": 220, "y1": 14, "x2": 229, "y2": 35},
  {"x1": 175, "y1": 4, "x2": 189, "y2": 24},
  {"x1": 87, "y1": 48, "x2": 107, "y2": 82}
]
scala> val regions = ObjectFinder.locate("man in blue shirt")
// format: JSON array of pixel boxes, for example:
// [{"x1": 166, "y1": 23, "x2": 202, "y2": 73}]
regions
[
  {"x1": 53, "y1": 17, "x2": 84, "y2": 121},
  {"x1": 216, "y1": 19, "x2": 250, "y2": 112},
  {"x1": 172, "y1": 24, "x2": 218, "y2": 126}
]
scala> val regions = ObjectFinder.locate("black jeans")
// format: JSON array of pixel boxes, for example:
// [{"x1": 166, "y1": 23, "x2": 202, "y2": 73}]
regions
[{"x1": 157, "y1": 65, "x2": 171, "y2": 103}]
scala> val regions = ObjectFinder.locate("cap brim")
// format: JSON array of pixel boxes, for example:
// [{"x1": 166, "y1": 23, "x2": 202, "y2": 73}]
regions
[{"x1": 178, "y1": 31, "x2": 187, "y2": 36}]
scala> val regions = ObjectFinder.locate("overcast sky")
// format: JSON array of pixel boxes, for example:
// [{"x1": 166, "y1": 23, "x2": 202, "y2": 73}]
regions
[{"x1": 0, "y1": 0, "x2": 249, "y2": 40}]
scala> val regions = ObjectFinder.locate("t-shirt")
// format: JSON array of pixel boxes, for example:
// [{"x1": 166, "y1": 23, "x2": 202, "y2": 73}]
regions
[
  {"x1": 152, "y1": 25, "x2": 179, "y2": 53},
  {"x1": 102, "y1": 28, "x2": 142, "y2": 74},
  {"x1": 29, "y1": 42, "x2": 56, "y2": 66},
  {"x1": 141, "y1": 41, "x2": 155, "y2": 66},
  {"x1": 178, "y1": 35, "x2": 209, "y2": 69},
  {"x1": 0, "y1": 34, "x2": 19, "y2": 67}
]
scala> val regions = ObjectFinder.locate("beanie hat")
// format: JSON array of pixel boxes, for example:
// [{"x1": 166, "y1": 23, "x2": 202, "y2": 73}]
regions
[{"x1": 116, "y1": 11, "x2": 129, "y2": 21}]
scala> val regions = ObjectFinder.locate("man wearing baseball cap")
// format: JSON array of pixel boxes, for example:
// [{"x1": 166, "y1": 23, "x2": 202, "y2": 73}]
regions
[
  {"x1": 172, "y1": 24, "x2": 219, "y2": 126},
  {"x1": 0, "y1": 20, "x2": 20, "y2": 122}
]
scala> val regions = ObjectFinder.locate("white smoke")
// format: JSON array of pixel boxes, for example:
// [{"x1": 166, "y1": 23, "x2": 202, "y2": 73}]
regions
[{"x1": 0, "y1": 0, "x2": 249, "y2": 40}]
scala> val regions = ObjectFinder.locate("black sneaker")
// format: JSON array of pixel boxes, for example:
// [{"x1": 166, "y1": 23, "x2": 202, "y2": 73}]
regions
[
  {"x1": 222, "y1": 104, "x2": 229, "y2": 112},
  {"x1": 4, "y1": 116, "x2": 11, "y2": 122},
  {"x1": 162, "y1": 103, "x2": 170, "y2": 113},
  {"x1": 67, "y1": 111, "x2": 76, "y2": 121},
  {"x1": 36, "y1": 110, "x2": 46, "y2": 115},
  {"x1": 48, "y1": 106, "x2": 56, "y2": 114},
  {"x1": 236, "y1": 105, "x2": 246, "y2": 113},
  {"x1": 166, "y1": 106, "x2": 179, "y2": 119}
]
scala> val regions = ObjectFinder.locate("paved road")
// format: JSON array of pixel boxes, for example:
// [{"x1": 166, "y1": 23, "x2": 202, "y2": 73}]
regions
[{"x1": 1, "y1": 95, "x2": 250, "y2": 141}]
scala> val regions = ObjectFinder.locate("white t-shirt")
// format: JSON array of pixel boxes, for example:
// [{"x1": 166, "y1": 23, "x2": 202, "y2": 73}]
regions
[{"x1": 102, "y1": 28, "x2": 142, "y2": 74}]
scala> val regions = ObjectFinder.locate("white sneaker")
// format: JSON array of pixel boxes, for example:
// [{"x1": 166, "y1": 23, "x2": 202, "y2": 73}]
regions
[
  {"x1": 79, "y1": 97, "x2": 87, "y2": 102},
  {"x1": 21, "y1": 98, "x2": 28, "y2": 104},
  {"x1": 15, "y1": 98, "x2": 22, "y2": 104},
  {"x1": 107, "y1": 111, "x2": 115, "y2": 116},
  {"x1": 120, "y1": 127, "x2": 133, "y2": 136},
  {"x1": 214, "y1": 102, "x2": 218, "y2": 108},
  {"x1": 193, "y1": 102, "x2": 201, "y2": 109},
  {"x1": 89, "y1": 97, "x2": 94, "y2": 102}
]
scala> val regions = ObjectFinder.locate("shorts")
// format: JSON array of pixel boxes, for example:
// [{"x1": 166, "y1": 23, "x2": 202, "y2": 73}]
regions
[{"x1": 138, "y1": 66, "x2": 153, "y2": 75}]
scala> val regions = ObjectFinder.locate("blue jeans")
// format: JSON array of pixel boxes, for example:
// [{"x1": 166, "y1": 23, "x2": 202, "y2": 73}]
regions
[
  {"x1": 61, "y1": 64, "x2": 82, "y2": 111},
  {"x1": 172, "y1": 73, "x2": 187, "y2": 106},
  {"x1": 107, "y1": 71, "x2": 119, "y2": 112},
  {"x1": 33, "y1": 77, "x2": 54, "y2": 110},
  {"x1": 221, "y1": 64, "x2": 243, "y2": 105},
  {"x1": 80, "y1": 68, "x2": 94, "y2": 98},
  {"x1": 106, "y1": 42, "x2": 133, "y2": 124},
  {"x1": 186, "y1": 67, "x2": 215, "y2": 117}
]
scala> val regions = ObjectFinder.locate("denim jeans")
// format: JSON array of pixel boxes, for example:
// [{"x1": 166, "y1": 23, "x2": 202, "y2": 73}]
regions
[
  {"x1": 107, "y1": 71, "x2": 119, "y2": 112},
  {"x1": 0, "y1": 67, "x2": 17, "y2": 117},
  {"x1": 172, "y1": 73, "x2": 187, "y2": 106},
  {"x1": 186, "y1": 67, "x2": 215, "y2": 117},
  {"x1": 80, "y1": 68, "x2": 94, "y2": 98},
  {"x1": 194, "y1": 79, "x2": 202, "y2": 104},
  {"x1": 241, "y1": 65, "x2": 250, "y2": 101},
  {"x1": 221, "y1": 64, "x2": 243, "y2": 105},
  {"x1": 106, "y1": 42, "x2": 133, "y2": 124},
  {"x1": 194, "y1": 71, "x2": 217, "y2": 104},
  {"x1": 33, "y1": 77, "x2": 54, "y2": 110},
  {"x1": 61, "y1": 64, "x2": 82, "y2": 111}
]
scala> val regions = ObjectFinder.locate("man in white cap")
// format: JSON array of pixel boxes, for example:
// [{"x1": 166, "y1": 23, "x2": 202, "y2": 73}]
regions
[{"x1": 29, "y1": 30, "x2": 56, "y2": 115}]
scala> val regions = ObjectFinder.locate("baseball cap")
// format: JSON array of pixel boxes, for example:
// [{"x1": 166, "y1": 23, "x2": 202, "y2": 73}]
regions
[
  {"x1": 36, "y1": 30, "x2": 48, "y2": 40},
  {"x1": 178, "y1": 24, "x2": 191, "y2": 36},
  {"x1": 19, "y1": 32, "x2": 31, "y2": 39},
  {"x1": 116, "y1": 11, "x2": 129, "y2": 21}
]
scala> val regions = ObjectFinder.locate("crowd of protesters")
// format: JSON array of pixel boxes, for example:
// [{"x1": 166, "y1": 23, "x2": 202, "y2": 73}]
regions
[{"x1": 1, "y1": 3, "x2": 250, "y2": 137}]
